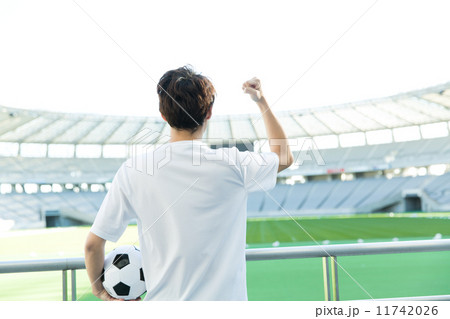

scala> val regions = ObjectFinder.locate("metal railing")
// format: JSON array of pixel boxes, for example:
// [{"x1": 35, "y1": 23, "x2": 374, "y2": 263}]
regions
[
  {"x1": 0, "y1": 257, "x2": 86, "y2": 300},
  {"x1": 1, "y1": 239, "x2": 450, "y2": 301}
]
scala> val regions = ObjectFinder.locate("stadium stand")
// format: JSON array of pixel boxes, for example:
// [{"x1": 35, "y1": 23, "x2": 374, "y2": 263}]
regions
[
  {"x1": 1, "y1": 82, "x2": 450, "y2": 229},
  {"x1": 284, "y1": 135, "x2": 450, "y2": 177},
  {"x1": 1, "y1": 82, "x2": 450, "y2": 145},
  {"x1": 1, "y1": 171, "x2": 450, "y2": 228},
  {"x1": 245, "y1": 174, "x2": 445, "y2": 217},
  {"x1": 425, "y1": 173, "x2": 450, "y2": 205},
  {"x1": 0, "y1": 191, "x2": 105, "y2": 229}
]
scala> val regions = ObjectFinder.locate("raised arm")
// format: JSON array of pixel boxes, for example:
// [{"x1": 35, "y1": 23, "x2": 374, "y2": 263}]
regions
[{"x1": 243, "y1": 77, "x2": 294, "y2": 172}]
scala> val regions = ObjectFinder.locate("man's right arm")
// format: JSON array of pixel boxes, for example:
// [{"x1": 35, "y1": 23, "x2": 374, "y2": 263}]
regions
[
  {"x1": 85, "y1": 232, "x2": 122, "y2": 301},
  {"x1": 243, "y1": 77, "x2": 294, "y2": 172}
]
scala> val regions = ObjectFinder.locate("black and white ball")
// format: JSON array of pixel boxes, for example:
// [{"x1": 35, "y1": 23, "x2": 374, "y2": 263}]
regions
[{"x1": 101, "y1": 245, "x2": 146, "y2": 300}]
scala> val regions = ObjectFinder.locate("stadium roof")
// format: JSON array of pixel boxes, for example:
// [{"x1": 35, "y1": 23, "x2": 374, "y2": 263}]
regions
[{"x1": 1, "y1": 81, "x2": 450, "y2": 145}]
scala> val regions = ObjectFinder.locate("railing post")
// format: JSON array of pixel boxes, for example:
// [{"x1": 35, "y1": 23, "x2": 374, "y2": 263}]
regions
[
  {"x1": 330, "y1": 256, "x2": 340, "y2": 301},
  {"x1": 322, "y1": 257, "x2": 331, "y2": 301},
  {"x1": 62, "y1": 270, "x2": 67, "y2": 301},
  {"x1": 71, "y1": 269, "x2": 77, "y2": 301}
]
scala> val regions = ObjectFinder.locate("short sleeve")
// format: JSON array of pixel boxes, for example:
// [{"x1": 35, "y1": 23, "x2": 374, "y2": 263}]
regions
[
  {"x1": 90, "y1": 164, "x2": 136, "y2": 242},
  {"x1": 238, "y1": 151, "x2": 279, "y2": 192}
]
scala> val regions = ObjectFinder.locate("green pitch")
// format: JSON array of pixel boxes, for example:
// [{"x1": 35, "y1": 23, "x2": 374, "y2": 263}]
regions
[{"x1": 1, "y1": 212, "x2": 449, "y2": 301}]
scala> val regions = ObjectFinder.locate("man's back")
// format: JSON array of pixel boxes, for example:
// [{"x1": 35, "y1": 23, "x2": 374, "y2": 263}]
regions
[
  {"x1": 91, "y1": 140, "x2": 278, "y2": 300},
  {"x1": 84, "y1": 68, "x2": 292, "y2": 301}
]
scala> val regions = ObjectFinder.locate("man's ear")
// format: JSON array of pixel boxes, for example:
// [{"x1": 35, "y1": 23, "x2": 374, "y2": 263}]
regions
[
  {"x1": 205, "y1": 107, "x2": 212, "y2": 120},
  {"x1": 161, "y1": 113, "x2": 167, "y2": 122}
]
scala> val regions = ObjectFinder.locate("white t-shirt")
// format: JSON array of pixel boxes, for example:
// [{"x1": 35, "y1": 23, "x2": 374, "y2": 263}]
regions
[{"x1": 91, "y1": 140, "x2": 279, "y2": 300}]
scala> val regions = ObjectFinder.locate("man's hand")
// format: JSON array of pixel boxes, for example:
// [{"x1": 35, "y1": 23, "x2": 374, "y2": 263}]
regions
[
  {"x1": 94, "y1": 288, "x2": 141, "y2": 301},
  {"x1": 95, "y1": 288, "x2": 124, "y2": 301},
  {"x1": 241, "y1": 76, "x2": 294, "y2": 172},
  {"x1": 242, "y1": 77, "x2": 263, "y2": 102}
]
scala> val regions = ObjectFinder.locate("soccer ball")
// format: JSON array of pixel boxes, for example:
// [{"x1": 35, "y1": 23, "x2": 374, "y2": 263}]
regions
[{"x1": 101, "y1": 245, "x2": 146, "y2": 300}]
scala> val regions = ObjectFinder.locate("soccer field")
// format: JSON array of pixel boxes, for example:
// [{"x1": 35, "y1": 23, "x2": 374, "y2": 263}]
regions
[{"x1": 1, "y1": 212, "x2": 449, "y2": 301}]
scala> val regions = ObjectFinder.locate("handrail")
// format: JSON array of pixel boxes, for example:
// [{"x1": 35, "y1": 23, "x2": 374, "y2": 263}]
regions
[
  {"x1": 1, "y1": 239, "x2": 449, "y2": 273},
  {"x1": 0, "y1": 257, "x2": 85, "y2": 273},
  {"x1": 245, "y1": 238, "x2": 450, "y2": 260},
  {"x1": 0, "y1": 239, "x2": 450, "y2": 273},
  {"x1": 0, "y1": 239, "x2": 449, "y2": 301}
]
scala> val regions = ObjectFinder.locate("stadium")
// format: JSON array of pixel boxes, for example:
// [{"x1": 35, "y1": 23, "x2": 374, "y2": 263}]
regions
[{"x1": 1, "y1": 81, "x2": 450, "y2": 301}]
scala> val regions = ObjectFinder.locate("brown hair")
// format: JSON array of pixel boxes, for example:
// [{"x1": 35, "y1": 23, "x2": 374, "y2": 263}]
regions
[{"x1": 157, "y1": 65, "x2": 216, "y2": 132}]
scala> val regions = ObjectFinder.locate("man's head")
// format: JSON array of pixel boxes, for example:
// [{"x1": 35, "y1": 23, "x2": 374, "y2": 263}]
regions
[{"x1": 157, "y1": 66, "x2": 216, "y2": 133}]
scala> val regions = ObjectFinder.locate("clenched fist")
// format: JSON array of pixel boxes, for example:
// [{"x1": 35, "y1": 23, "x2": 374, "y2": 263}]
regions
[{"x1": 242, "y1": 77, "x2": 263, "y2": 102}]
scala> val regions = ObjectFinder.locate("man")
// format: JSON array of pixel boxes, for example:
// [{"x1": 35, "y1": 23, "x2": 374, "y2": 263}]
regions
[{"x1": 85, "y1": 66, "x2": 294, "y2": 301}]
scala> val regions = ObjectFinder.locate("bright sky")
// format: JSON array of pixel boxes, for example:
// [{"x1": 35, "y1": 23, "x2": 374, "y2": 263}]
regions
[{"x1": 0, "y1": 0, "x2": 449, "y2": 117}]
